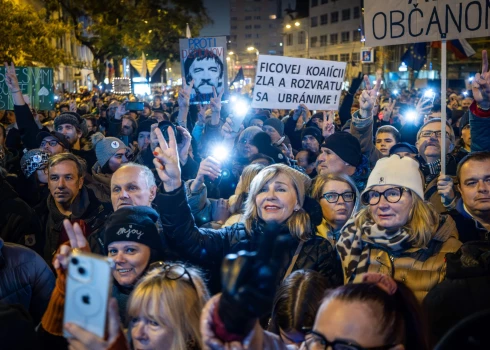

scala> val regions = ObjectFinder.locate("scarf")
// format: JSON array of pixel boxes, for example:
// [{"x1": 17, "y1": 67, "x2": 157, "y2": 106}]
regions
[{"x1": 337, "y1": 218, "x2": 414, "y2": 283}]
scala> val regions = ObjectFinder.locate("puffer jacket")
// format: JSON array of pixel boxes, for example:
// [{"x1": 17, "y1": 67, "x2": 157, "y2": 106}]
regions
[
  {"x1": 156, "y1": 185, "x2": 343, "y2": 293},
  {"x1": 200, "y1": 294, "x2": 296, "y2": 350},
  {"x1": 0, "y1": 238, "x2": 55, "y2": 325},
  {"x1": 350, "y1": 215, "x2": 462, "y2": 302}
]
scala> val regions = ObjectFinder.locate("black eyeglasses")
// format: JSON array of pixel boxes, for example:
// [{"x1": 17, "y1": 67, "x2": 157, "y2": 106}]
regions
[
  {"x1": 322, "y1": 192, "x2": 355, "y2": 203},
  {"x1": 419, "y1": 130, "x2": 450, "y2": 139},
  {"x1": 148, "y1": 262, "x2": 197, "y2": 291},
  {"x1": 361, "y1": 187, "x2": 408, "y2": 206},
  {"x1": 304, "y1": 330, "x2": 395, "y2": 350},
  {"x1": 40, "y1": 140, "x2": 61, "y2": 147}
]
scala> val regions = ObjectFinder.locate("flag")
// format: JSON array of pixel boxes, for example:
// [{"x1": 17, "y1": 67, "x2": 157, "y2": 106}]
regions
[
  {"x1": 432, "y1": 39, "x2": 476, "y2": 59},
  {"x1": 401, "y1": 42, "x2": 427, "y2": 71},
  {"x1": 141, "y1": 52, "x2": 148, "y2": 80},
  {"x1": 186, "y1": 23, "x2": 191, "y2": 39},
  {"x1": 230, "y1": 67, "x2": 244, "y2": 85}
]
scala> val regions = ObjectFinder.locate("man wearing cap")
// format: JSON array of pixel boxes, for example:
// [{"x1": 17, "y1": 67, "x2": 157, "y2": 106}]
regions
[
  {"x1": 301, "y1": 127, "x2": 323, "y2": 154},
  {"x1": 36, "y1": 131, "x2": 71, "y2": 155},
  {"x1": 317, "y1": 132, "x2": 370, "y2": 192},
  {"x1": 389, "y1": 142, "x2": 419, "y2": 160},
  {"x1": 262, "y1": 118, "x2": 289, "y2": 148}
]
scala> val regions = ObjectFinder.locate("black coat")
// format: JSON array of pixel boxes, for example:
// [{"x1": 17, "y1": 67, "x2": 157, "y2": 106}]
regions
[
  {"x1": 0, "y1": 238, "x2": 55, "y2": 325},
  {"x1": 424, "y1": 241, "x2": 490, "y2": 344},
  {"x1": 155, "y1": 185, "x2": 343, "y2": 293},
  {"x1": 447, "y1": 209, "x2": 489, "y2": 243}
]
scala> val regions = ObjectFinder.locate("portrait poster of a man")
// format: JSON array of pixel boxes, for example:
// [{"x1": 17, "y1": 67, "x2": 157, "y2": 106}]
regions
[{"x1": 180, "y1": 37, "x2": 228, "y2": 105}]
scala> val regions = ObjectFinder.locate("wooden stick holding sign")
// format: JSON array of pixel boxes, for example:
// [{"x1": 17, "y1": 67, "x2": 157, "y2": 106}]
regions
[{"x1": 441, "y1": 40, "x2": 447, "y2": 176}]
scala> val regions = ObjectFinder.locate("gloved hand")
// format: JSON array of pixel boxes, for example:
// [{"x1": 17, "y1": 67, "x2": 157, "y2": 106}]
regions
[
  {"x1": 218, "y1": 223, "x2": 289, "y2": 336},
  {"x1": 349, "y1": 72, "x2": 364, "y2": 95}
]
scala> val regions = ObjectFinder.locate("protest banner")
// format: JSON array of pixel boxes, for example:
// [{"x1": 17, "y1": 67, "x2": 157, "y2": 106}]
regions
[
  {"x1": 113, "y1": 77, "x2": 131, "y2": 94},
  {"x1": 0, "y1": 67, "x2": 54, "y2": 110},
  {"x1": 251, "y1": 55, "x2": 346, "y2": 110},
  {"x1": 179, "y1": 36, "x2": 228, "y2": 105},
  {"x1": 364, "y1": 0, "x2": 490, "y2": 47}
]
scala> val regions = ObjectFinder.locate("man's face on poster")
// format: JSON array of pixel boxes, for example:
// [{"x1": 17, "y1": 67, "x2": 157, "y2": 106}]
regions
[{"x1": 189, "y1": 58, "x2": 221, "y2": 95}]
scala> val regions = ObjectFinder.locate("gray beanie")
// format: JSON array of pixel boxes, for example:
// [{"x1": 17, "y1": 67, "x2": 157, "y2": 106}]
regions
[
  {"x1": 91, "y1": 133, "x2": 130, "y2": 167},
  {"x1": 263, "y1": 118, "x2": 285, "y2": 136}
]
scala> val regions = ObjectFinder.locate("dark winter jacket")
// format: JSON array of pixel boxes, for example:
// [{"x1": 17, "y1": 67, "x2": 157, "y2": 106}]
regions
[
  {"x1": 447, "y1": 201, "x2": 490, "y2": 243},
  {"x1": 0, "y1": 238, "x2": 55, "y2": 325},
  {"x1": 35, "y1": 186, "x2": 112, "y2": 263},
  {"x1": 156, "y1": 185, "x2": 343, "y2": 293},
  {"x1": 0, "y1": 179, "x2": 43, "y2": 255},
  {"x1": 13, "y1": 103, "x2": 42, "y2": 150},
  {"x1": 424, "y1": 241, "x2": 490, "y2": 343}
]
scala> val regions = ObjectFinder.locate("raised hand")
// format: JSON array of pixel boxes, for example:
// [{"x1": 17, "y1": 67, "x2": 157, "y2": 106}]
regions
[
  {"x1": 281, "y1": 143, "x2": 294, "y2": 160},
  {"x1": 176, "y1": 125, "x2": 192, "y2": 165},
  {"x1": 472, "y1": 50, "x2": 490, "y2": 109},
  {"x1": 221, "y1": 117, "x2": 243, "y2": 139},
  {"x1": 359, "y1": 75, "x2": 381, "y2": 118},
  {"x1": 197, "y1": 104, "x2": 208, "y2": 126},
  {"x1": 322, "y1": 111, "x2": 336, "y2": 138},
  {"x1": 53, "y1": 220, "x2": 89, "y2": 271},
  {"x1": 415, "y1": 96, "x2": 433, "y2": 118},
  {"x1": 437, "y1": 174, "x2": 456, "y2": 206},
  {"x1": 69, "y1": 100, "x2": 77, "y2": 112},
  {"x1": 114, "y1": 102, "x2": 127, "y2": 120},
  {"x1": 210, "y1": 87, "x2": 224, "y2": 115},
  {"x1": 3, "y1": 62, "x2": 20, "y2": 92},
  {"x1": 178, "y1": 80, "x2": 194, "y2": 108},
  {"x1": 382, "y1": 98, "x2": 397, "y2": 122},
  {"x1": 212, "y1": 198, "x2": 230, "y2": 224},
  {"x1": 152, "y1": 127, "x2": 182, "y2": 192}
]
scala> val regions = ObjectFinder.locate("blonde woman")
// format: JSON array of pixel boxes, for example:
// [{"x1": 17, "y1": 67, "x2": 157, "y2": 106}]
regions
[
  {"x1": 337, "y1": 155, "x2": 462, "y2": 301},
  {"x1": 128, "y1": 262, "x2": 210, "y2": 350},
  {"x1": 153, "y1": 128, "x2": 344, "y2": 291},
  {"x1": 310, "y1": 173, "x2": 361, "y2": 245}
]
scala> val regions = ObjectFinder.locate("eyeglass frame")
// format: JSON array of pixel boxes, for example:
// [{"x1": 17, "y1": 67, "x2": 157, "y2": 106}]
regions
[
  {"x1": 40, "y1": 139, "x2": 62, "y2": 148},
  {"x1": 322, "y1": 191, "x2": 356, "y2": 203},
  {"x1": 303, "y1": 329, "x2": 395, "y2": 350},
  {"x1": 419, "y1": 130, "x2": 450, "y2": 139},
  {"x1": 361, "y1": 187, "x2": 410, "y2": 206},
  {"x1": 148, "y1": 261, "x2": 197, "y2": 291}
]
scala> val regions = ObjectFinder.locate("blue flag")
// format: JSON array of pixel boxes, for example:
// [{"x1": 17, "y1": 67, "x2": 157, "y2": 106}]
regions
[
  {"x1": 401, "y1": 43, "x2": 427, "y2": 71},
  {"x1": 230, "y1": 67, "x2": 244, "y2": 85}
]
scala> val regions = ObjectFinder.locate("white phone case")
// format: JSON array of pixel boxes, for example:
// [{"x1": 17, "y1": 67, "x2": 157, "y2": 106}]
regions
[{"x1": 63, "y1": 251, "x2": 114, "y2": 339}]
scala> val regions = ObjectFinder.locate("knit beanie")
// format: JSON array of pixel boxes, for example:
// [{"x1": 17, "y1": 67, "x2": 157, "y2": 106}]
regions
[
  {"x1": 91, "y1": 132, "x2": 130, "y2": 167},
  {"x1": 54, "y1": 112, "x2": 81, "y2": 131},
  {"x1": 263, "y1": 118, "x2": 285, "y2": 136},
  {"x1": 20, "y1": 149, "x2": 50, "y2": 178},
  {"x1": 103, "y1": 206, "x2": 162, "y2": 251},
  {"x1": 363, "y1": 154, "x2": 424, "y2": 199},
  {"x1": 301, "y1": 127, "x2": 323, "y2": 145},
  {"x1": 321, "y1": 132, "x2": 362, "y2": 167}
]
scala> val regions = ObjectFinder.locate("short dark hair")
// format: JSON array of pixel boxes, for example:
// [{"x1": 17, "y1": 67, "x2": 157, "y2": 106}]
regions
[
  {"x1": 83, "y1": 115, "x2": 97, "y2": 127},
  {"x1": 183, "y1": 48, "x2": 224, "y2": 86},
  {"x1": 376, "y1": 125, "x2": 401, "y2": 143},
  {"x1": 457, "y1": 151, "x2": 490, "y2": 182},
  {"x1": 48, "y1": 153, "x2": 86, "y2": 179}
]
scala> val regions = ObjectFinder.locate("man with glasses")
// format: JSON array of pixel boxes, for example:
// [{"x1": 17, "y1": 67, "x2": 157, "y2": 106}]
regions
[{"x1": 36, "y1": 131, "x2": 71, "y2": 155}]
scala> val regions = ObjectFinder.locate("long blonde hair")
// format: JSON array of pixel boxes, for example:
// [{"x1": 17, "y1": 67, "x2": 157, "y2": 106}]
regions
[
  {"x1": 354, "y1": 190, "x2": 439, "y2": 248},
  {"x1": 243, "y1": 164, "x2": 313, "y2": 241},
  {"x1": 127, "y1": 263, "x2": 210, "y2": 349},
  {"x1": 230, "y1": 163, "x2": 265, "y2": 215},
  {"x1": 310, "y1": 173, "x2": 361, "y2": 227}
]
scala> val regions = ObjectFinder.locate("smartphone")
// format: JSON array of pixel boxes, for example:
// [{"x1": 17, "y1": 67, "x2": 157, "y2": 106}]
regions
[
  {"x1": 230, "y1": 114, "x2": 245, "y2": 133},
  {"x1": 64, "y1": 251, "x2": 114, "y2": 339},
  {"x1": 158, "y1": 120, "x2": 183, "y2": 144},
  {"x1": 126, "y1": 102, "x2": 144, "y2": 111}
]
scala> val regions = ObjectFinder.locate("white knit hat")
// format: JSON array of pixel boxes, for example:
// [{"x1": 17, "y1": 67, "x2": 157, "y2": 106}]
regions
[{"x1": 362, "y1": 155, "x2": 424, "y2": 199}]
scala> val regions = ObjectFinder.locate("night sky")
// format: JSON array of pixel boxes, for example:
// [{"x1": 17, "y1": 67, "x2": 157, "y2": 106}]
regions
[{"x1": 199, "y1": 0, "x2": 230, "y2": 37}]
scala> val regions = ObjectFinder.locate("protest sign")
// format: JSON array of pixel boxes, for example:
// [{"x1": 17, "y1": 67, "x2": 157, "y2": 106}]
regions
[
  {"x1": 364, "y1": 0, "x2": 490, "y2": 47},
  {"x1": 251, "y1": 55, "x2": 346, "y2": 110},
  {"x1": 113, "y1": 77, "x2": 131, "y2": 94},
  {"x1": 0, "y1": 67, "x2": 54, "y2": 110},
  {"x1": 179, "y1": 36, "x2": 228, "y2": 105}
]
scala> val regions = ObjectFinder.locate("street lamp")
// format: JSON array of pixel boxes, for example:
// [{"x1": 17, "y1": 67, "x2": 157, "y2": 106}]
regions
[
  {"x1": 286, "y1": 24, "x2": 291, "y2": 29},
  {"x1": 284, "y1": 21, "x2": 309, "y2": 58},
  {"x1": 247, "y1": 47, "x2": 259, "y2": 82}
]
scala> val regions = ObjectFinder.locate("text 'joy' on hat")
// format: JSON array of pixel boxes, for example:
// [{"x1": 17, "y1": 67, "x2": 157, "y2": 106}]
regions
[
  {"x1": 363, "y1": 154, "x2": 424, "y2": 200},
  {"x1": 321, "y1": 131, "x2": 361, "y2": 167},
  {"x1": 91, "y1": 132, "x2": 130, "y2": 167},
  {"x1": 20, "y1": 149, "x2": 50, "y2": 178},
  {"x1": 103, "y1": 206, "x2": 162, "y2": 250}
]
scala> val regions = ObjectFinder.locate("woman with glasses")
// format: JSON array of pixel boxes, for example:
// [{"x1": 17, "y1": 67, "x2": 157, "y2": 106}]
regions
[
  {"x1": 337, "y1": 155, "x2": 461, "y2": 302},
  {"x1": 311, "y1": 174, "x2": 360, "y2": 245},
  {"x1": 88, "y1": 133, "x2": 134, "y2": 203}
]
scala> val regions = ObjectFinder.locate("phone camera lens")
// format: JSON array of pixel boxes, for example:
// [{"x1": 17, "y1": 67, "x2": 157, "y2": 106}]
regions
[
  {"x1": 78, "y1": 267, "x2": 86, "y2": 275},
  {"x1": 71, "y1": 257, "x2": 79, "y2": 265}
]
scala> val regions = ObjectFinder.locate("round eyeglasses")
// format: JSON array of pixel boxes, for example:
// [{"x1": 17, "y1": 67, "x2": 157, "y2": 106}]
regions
[
  {"x1": 361, "y1": 187, "x2": 408, "y2": 206},
  {"x1": 322, "y1": 192, "x2": 355, "y2": 203},
  {"x1": 304, "y1": 329, "x2": 395, "y2": 350}
]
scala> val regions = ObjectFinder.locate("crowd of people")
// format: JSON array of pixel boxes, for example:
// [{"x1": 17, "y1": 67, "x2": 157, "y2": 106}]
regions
[{"x1": 0, "y1": 48, "x2": 489, "y2": 350}]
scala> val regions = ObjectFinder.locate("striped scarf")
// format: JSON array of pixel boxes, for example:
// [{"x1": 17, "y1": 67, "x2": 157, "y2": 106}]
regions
[{"x1": 336, "y1": 218, "x2": 413, "y2": 283}]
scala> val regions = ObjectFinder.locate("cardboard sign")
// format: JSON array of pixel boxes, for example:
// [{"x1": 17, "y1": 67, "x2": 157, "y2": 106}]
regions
[
  {"x1": 251, "y1": 55, "x2": 346, "y2": 110},
  {"x1": 179, "y1": 36, "x2": 228, "y2": 105},
  {"x1": 364, "y1": 0, "x2": 490, "y2": 47},
  {"x1": 113, "y1": 77, "x2": 131, "y2": 94},
  {"x1": 0, "y1": 67, "x2": 54, "y2": 110}
]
